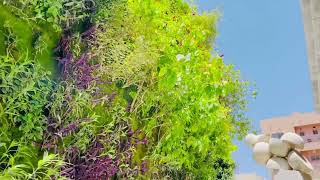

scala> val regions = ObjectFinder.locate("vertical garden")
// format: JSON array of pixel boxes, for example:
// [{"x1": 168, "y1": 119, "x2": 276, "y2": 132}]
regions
[{"x1": 0, "y1": 0, "x2": 250, "y2": 179}]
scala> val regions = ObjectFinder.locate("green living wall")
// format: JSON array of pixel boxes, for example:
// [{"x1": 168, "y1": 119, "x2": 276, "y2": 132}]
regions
[{"x1": 0, "y1": 0, "x2": 250, "y2": 179}]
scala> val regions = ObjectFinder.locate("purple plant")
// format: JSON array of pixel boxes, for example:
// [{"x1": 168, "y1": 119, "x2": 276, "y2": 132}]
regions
[
  {"x1": 48, "y1": 24, "x2": 151, "y2": 179},
  {"x1": 74, "y1": 53, "x2": 100, "y2": 89},
  {"x1": 59, "y1": 121, "x2": 78, "y2": 137},
  {"x1": 55, "y1": 26, "x2": 99, "y2": 89},
  {"x1": 141, "y1": 161, "x2": 148, "y2": 174},
  {"x1": 81, "y1": 26, "x2": 97, "y2": 40},
  {"x1": 77, "y1": 156, "x2": 119, "y2": 180},
  {"x1": 42, "y1": 118, "x2": 91, "y2": 151},
  {"x1": 61, "y1": 128, "x2": 149, "y2": 179}
]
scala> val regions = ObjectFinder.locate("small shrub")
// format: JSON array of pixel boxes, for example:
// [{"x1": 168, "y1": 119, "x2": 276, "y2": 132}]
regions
[{"x1": 0, "y1": 55, "x2": 53, "y2": 142}]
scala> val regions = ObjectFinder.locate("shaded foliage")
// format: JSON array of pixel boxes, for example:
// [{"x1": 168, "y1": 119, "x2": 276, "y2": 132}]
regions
[{"x1": 0, "y1": 56, "x2": 53, "y2": 142}]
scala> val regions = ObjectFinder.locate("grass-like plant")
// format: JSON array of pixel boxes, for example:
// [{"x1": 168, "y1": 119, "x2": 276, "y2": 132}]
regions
[{"x1": 0, "y1": 142, "x2": 64, "y2": 180}]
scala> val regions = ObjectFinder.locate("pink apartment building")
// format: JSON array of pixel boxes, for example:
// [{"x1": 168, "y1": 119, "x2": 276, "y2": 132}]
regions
[{"x1": 261, "y1": 112, "x2": 320, "y2": 178}]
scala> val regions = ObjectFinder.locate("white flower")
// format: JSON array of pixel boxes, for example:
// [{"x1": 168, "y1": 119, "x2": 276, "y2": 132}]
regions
[
  {"x1": 176, "y1": 53, "x2": 191, "y2": 61},
  {"x1": 176, "y1": 54, "x2": 184, "y2": 61},
  {"x1": 185, "y1": 53, "x2": 191, "y2": 61}
]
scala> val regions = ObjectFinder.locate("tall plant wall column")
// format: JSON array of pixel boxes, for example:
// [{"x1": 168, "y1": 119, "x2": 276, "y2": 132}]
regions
[{"x1": 0, "y1": 0, "x2": 250, "y2": 179}]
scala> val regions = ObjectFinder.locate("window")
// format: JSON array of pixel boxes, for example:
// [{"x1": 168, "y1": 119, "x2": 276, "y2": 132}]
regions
[
  {"x1": 313, "y1": 129, "x2": 318, "y2": 135},
  {"x1": 307, "y1": 139, "x2": 312, "y2": 143},
  {"x1": 311, "y1": 155, "x2": 320, "y2": 161},
  {"x1": 271, "y1": 132, "x2": 284, "y2": 139},
  {"x1": 299, "y1": 132, "x2": 305, "y2": 136},
  {"x1": 278, "y1": 132, "x2": 284, "y2": 138}
]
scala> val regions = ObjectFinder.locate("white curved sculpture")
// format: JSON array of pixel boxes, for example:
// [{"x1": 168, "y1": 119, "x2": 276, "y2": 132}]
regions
[
  {"x1": 245, "y1": 133, "x2": 258, "y2": 147},
  {"x1": 253, "y1": 142, "x2": 271, "y2": 164},
  {"x1": 266, "y1": 157, "x2": 291, "y2": 170},
  {"x1": 269, "y1": 138, "x2": 290, "y2": 157},
  {"x1": 245, "y1": 132, "x2": 313, "y2": 180},
  {"x1": 288, "y1": 150, "x2": 313, "y2": 174},
  {"x1": 256, "y1": 134, "x2": 270, "y2": 143},
  {"x1": 281, "y1": 132, "x2": 304, "y2": 149}
]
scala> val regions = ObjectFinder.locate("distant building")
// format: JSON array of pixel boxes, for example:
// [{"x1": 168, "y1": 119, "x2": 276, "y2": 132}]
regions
[
  {"x1": 260, "y1": 112, "x2": 320, "y2": 179},
  {"x1": 234, "y1": 173, "x2": 264, "y2": 180},
  {"x1": 301, "y1": 0, "x2": 320, "y2": 112}
]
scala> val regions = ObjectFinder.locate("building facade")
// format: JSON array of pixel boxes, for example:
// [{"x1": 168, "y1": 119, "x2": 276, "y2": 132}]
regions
[{"x1": 260, "y1": 112, "x2": 320, "y2": 178}]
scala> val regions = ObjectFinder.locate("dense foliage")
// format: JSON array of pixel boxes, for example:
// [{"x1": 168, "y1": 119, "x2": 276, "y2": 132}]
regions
[{"x1": 0, "y1": 0, "x2": 250, "y2": 179}]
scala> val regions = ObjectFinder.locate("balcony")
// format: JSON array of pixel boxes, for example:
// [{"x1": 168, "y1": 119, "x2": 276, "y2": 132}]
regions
[
  {"x1": 301, "y1": 135, "x2": 320, "y2": 151},
  {"x1": 302, "y1": 135, "x2": 320, "y2": 143}
]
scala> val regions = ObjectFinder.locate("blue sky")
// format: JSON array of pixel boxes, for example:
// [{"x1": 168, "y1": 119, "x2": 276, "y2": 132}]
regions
[{"x1": 197, "y1": 0, "x2": 313, "y2": 178}]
